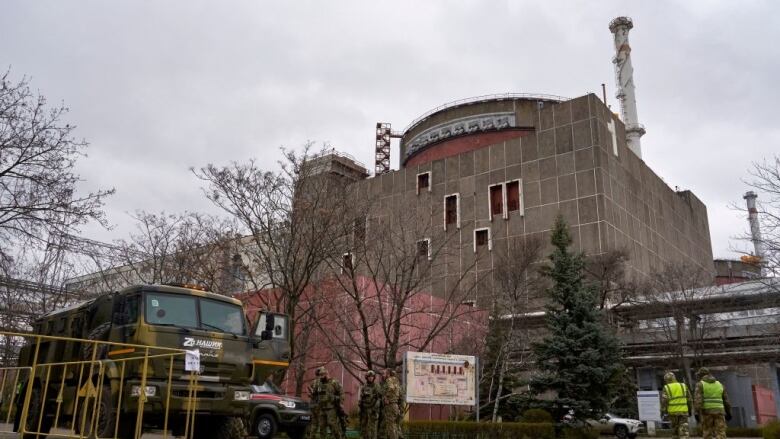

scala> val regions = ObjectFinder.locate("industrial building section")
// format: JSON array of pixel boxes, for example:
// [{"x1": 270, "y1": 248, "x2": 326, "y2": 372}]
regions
[{"x1": 322, "y1": 91, "x2": 714, "y2": 304}]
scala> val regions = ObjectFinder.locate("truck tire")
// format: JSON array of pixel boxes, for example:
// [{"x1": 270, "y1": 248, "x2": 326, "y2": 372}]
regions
[
  {"x1": 75, "y1": 386, "x2": 133, "y2": 439},
  {"x1": 16, "y1": 384, "x2": 53, "y2": 439},
  {"x1": 81, "y1": 322, "x2": 112, "y2": 361},
  {"x1": 253, "y1": 413, "x2": 277, "y2": 439},
  {"x1": 195, "y1": 416, "x2": 248, "y2": 439}
]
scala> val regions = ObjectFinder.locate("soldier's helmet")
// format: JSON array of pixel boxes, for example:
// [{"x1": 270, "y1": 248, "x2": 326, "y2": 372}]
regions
[
  {"x1": 696, "y1": 367, "x2": 710, "y2": 378},
  {"x1": 365, "y1": 370, "x2": 376, "y2": 378},
  {"x1": 316, "y1": 366, "x2": 327, "y2": 376},
  {"x1": 664, "y1": 372, "x2": 677, "y2": 383}
]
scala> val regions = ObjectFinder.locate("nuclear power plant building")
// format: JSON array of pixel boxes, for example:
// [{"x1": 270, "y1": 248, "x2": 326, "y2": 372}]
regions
[{"x1": 324, "y1": 93, "x2": 714, "y2": 304}]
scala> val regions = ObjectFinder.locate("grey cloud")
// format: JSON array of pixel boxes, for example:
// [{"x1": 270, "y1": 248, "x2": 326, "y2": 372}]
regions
[{"x1": 2, "y1": 0, "x2": 776, "y2": 258}]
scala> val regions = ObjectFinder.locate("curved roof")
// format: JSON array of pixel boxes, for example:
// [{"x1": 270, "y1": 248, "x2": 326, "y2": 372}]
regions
[{"x1": 402, "y1": 92, "x2": 568, "y2": 135}]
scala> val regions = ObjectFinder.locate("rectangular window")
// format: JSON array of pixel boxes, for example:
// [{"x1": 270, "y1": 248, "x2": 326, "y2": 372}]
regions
[
  {"x1": 417, "y1": 172, "x2": 431, "y2": 194},
  {"x1": 200, "y1": 298, "x2": 247, "y2": 335},
  {"x1": 145, "y1": 293, "x2": 198, "y2": 329},
  {"x1": 144, "y1": 293, "x2": 247, "y2": 335},
  {"x1": 506, "y1": 180, "x2": 521, "y2": 212},
  {"x1": 444, "y1": 194, "x2": 459, "y2": 228},
  {"x1": 474, "y1": 228, "x2": 491, "y2": 252},
  {"x1": 342, "y1": 252, "x2": 354, "y2": 272},
  {"x1": 489, "y1": 185, "x2": 503, "y2": 218},
  {"x1": 417, "y1": 239, "x2": 431, "y2": 260},
  {"x1": 254, "y1": 313, "x2": 289, "y2": 340}
]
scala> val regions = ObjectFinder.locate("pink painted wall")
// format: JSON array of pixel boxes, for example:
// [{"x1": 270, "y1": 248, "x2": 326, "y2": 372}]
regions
[{"x1": 241, "y1": 275, "x2": 487, "y2": 419}]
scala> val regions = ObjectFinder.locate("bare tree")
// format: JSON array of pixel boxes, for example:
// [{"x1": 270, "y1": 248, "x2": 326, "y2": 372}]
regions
[
  {"x1": 0, "y1": 71, "x2": 113, "y2": 257},
  {"x1": 744, "y1": 156, "x2": 780, "y2": 278},
  {"x1": 584, "y1": 248, "x2": 635, "y2": 310},
  {"x1": 0, "y1": 234, "x2": 88, "y2": 364},
  {"x1": 68, "y1": 211, "x2": 243, "y2": 295},
  {"x1": 640, "y1": 262, "x2": 719, "y2": 386},
  {"x1": 194, "y1": 145, "x2": 355, "y2": 392},
  {"x1": 314, "y1": 204, "x2": 485, "y2": 384},
  {"x1": 481, "y1": 236, "x2": 544, "y2": 422}
]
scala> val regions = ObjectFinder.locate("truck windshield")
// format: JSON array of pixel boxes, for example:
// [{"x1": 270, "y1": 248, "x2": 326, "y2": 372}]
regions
[{"x1": 145, "y1": 293, "x2": 247, "y2": 336}]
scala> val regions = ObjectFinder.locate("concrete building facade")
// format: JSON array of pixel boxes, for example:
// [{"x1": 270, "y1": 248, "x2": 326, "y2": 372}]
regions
[{"x1": 345, "y1": 93, "x2": 713, "y2": 305}]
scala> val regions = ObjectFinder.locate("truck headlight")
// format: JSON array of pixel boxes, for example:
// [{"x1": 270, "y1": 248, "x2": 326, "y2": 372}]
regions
[
  {"x1": 278, "y1": 399, "x2": 296, "y2": 409},
  {"x1": 130, "y1": 386, "x2": 156, "y2": 397},
  {"x1": 233, "y1": 391, "x2": 250, "y2": 401}
]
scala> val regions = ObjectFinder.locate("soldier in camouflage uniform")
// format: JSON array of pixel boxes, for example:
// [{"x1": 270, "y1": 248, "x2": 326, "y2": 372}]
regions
[
  {"x1": 694, "y1": 367, "x2": 731, "y2": 439},
  {"x1": 359, "y1": 370, "x2": 382, "y2": 439},
  {"x1": 661, "y1": 371, "x2": 692, "y2": 439},
  {"x1": 311, "y1": 367, "x2": 346, "y2": 439},
  {"x1": 305, "y1": 369, "x2": 322, "y2": 439},
  {"x1": 379, "y1": 369, "x2": 402, "y2": 439}
]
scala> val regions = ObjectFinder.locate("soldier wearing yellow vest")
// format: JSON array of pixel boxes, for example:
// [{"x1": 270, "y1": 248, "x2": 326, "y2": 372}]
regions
[
  {"x1": 694, "y1": 367, "x2": 732, "y2": 439},
  {"x1": 661, "y1": 372, "x2": 692, "y2": 439}
]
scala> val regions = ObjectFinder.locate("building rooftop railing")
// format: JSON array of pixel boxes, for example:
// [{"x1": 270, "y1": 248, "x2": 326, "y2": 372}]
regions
[
  {"x1": 310, "y1": 148, "x2": 367, "y2": 170},
  {"x1": 403, "y1": 92, "x2": 569, "y2": 134}
]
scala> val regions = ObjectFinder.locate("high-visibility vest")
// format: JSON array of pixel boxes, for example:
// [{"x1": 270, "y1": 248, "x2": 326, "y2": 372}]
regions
[
  {"x1": 664, "y1": 382, "x2": 689, "y2": 414},
  {"x1": 701, "y1": 381, "x2": 725, "y2": 411}
]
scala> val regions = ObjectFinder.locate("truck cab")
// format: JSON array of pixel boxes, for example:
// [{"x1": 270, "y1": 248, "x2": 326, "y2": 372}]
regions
[{"x1": 15, "y1": 284, "x2": 290, "y2": 439}]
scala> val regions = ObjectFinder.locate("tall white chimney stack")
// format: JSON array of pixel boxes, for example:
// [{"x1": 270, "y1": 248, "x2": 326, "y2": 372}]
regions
[
  {"x1": 609, "y1": 17, "x2": 646, "y2": 158},
  {"x1": 744, "y1": 191, "x2": 766, "y2": 273}
]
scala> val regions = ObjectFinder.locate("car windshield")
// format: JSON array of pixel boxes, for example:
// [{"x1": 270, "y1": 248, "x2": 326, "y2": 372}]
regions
[
  {"x1": 145, "y1": 293, "x2": 247, "y2": 336},
  {"x1": 251, "y1": 380, "x2": 282, "y2": 394}
]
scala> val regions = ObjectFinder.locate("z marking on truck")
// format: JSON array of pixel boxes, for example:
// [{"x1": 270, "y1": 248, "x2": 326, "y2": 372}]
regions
[{"x1": 182, "y1": 337, "x2": 223, "y2": 350}]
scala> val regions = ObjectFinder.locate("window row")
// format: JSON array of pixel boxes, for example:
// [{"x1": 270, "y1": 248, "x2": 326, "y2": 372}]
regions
[{"x1": 342, "y1": 225, "x2": 492, "y2": 273}]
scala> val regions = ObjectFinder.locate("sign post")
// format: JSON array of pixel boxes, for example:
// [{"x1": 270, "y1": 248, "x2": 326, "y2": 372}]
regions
[{"x1": 637, "y1": 390, "x2": 661, "y2": 436}]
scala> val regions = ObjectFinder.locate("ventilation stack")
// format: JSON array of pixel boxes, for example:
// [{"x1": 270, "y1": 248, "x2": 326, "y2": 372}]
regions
[
  {"x1": 744, "y1": 191, "x2": 766, "y2": 275},
  {"x1": 609, "y1": 16, "x2": 646, "y2": 158}
]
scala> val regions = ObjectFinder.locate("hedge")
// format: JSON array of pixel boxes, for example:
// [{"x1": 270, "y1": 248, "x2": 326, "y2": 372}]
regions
[
  {"x1": 650, "y1": 426, "x2": 764, "y2": 437},
  {"x1": 403, "y1": 421, "x2": 555, "y2": 439},
  {"x1": 763, "y1": 421, "x2": 780, "y2": 439}
]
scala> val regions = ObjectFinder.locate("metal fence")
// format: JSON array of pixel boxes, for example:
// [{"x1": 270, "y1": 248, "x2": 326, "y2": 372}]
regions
[{"x1": 0, "y1": 331, "x2": 198, "y2": 439}]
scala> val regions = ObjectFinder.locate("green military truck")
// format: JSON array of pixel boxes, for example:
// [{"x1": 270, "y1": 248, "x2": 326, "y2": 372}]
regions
[{"x1": 13, "y1": 284, "x2": 290, "y2": 439}]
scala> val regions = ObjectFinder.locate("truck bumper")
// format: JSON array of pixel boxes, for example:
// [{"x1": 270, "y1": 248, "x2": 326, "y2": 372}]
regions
[{"x1": 121, "y1": 379, "x2": 251, "y2": 418}]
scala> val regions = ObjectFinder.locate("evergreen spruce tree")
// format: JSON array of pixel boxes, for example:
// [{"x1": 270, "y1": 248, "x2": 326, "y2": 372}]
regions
[{"x1": 530, "y1": 215, "x2": 623, "y2": 422}]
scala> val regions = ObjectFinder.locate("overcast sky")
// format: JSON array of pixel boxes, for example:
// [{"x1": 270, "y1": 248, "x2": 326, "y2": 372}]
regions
[{"x1": 2, "y1": 0, "x2": 778, "y2": 259}]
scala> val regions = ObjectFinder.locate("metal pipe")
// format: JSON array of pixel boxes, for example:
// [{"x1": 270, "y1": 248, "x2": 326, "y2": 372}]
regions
[{"x1": 609, "y1": 17, "x2": 646, "y2": 158}]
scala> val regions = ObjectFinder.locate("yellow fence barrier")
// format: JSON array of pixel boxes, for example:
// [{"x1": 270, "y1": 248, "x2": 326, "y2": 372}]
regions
[{"x1": 0, "y1": 331, "x2": 200, "y2": 439}]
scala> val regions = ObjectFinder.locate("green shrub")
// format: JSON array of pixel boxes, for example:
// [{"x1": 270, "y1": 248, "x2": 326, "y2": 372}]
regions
[
  {"x1": 764, "y1": 420, "x2": 780, "y2": 439},
  {"x1": 560, "y1": 427, "x2": 599, "y2": 439},
  {"x1": 403, "y1": 420, "x2": 555, "y2": 439},
  {"x1": 522, "y1": 408, "x2": 554, "y2": 424},
  {"x1": 727, "y1": 426, "x2": 762, "y2": 437},
  {"x1": 688, "y1": 425, "x2": 763, "y2": 437}
]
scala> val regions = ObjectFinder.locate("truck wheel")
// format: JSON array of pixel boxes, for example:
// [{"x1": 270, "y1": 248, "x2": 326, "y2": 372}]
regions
[
  {"x1": 16, "y1": 384, "x2": 53, "y2": 439},
  {"x1": 253, "y1": 413, "x2": 277, "y2": 439},
  {"x1": 76, "y1": 386, "x2": 133, "y2": 439},
  {"x1": 15, "y1": 385, "x2": 54, "y2": 439}
]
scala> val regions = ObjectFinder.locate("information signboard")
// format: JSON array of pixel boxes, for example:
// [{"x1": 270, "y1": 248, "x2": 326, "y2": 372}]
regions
[
  {"x1": 637, "y1": 390, "x2": 662, "y2": 421},
  {"x1": 404, "y1": 352, "x2": 476, "y2": 406}
]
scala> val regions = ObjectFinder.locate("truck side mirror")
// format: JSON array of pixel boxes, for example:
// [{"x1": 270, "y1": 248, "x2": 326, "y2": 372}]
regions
[
  {"x1": 253, "y1": 312, "x2": 274, "y2": 341},
  {"x1": 261, "y1": 312, "x2": 274, "y2": 340}
]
